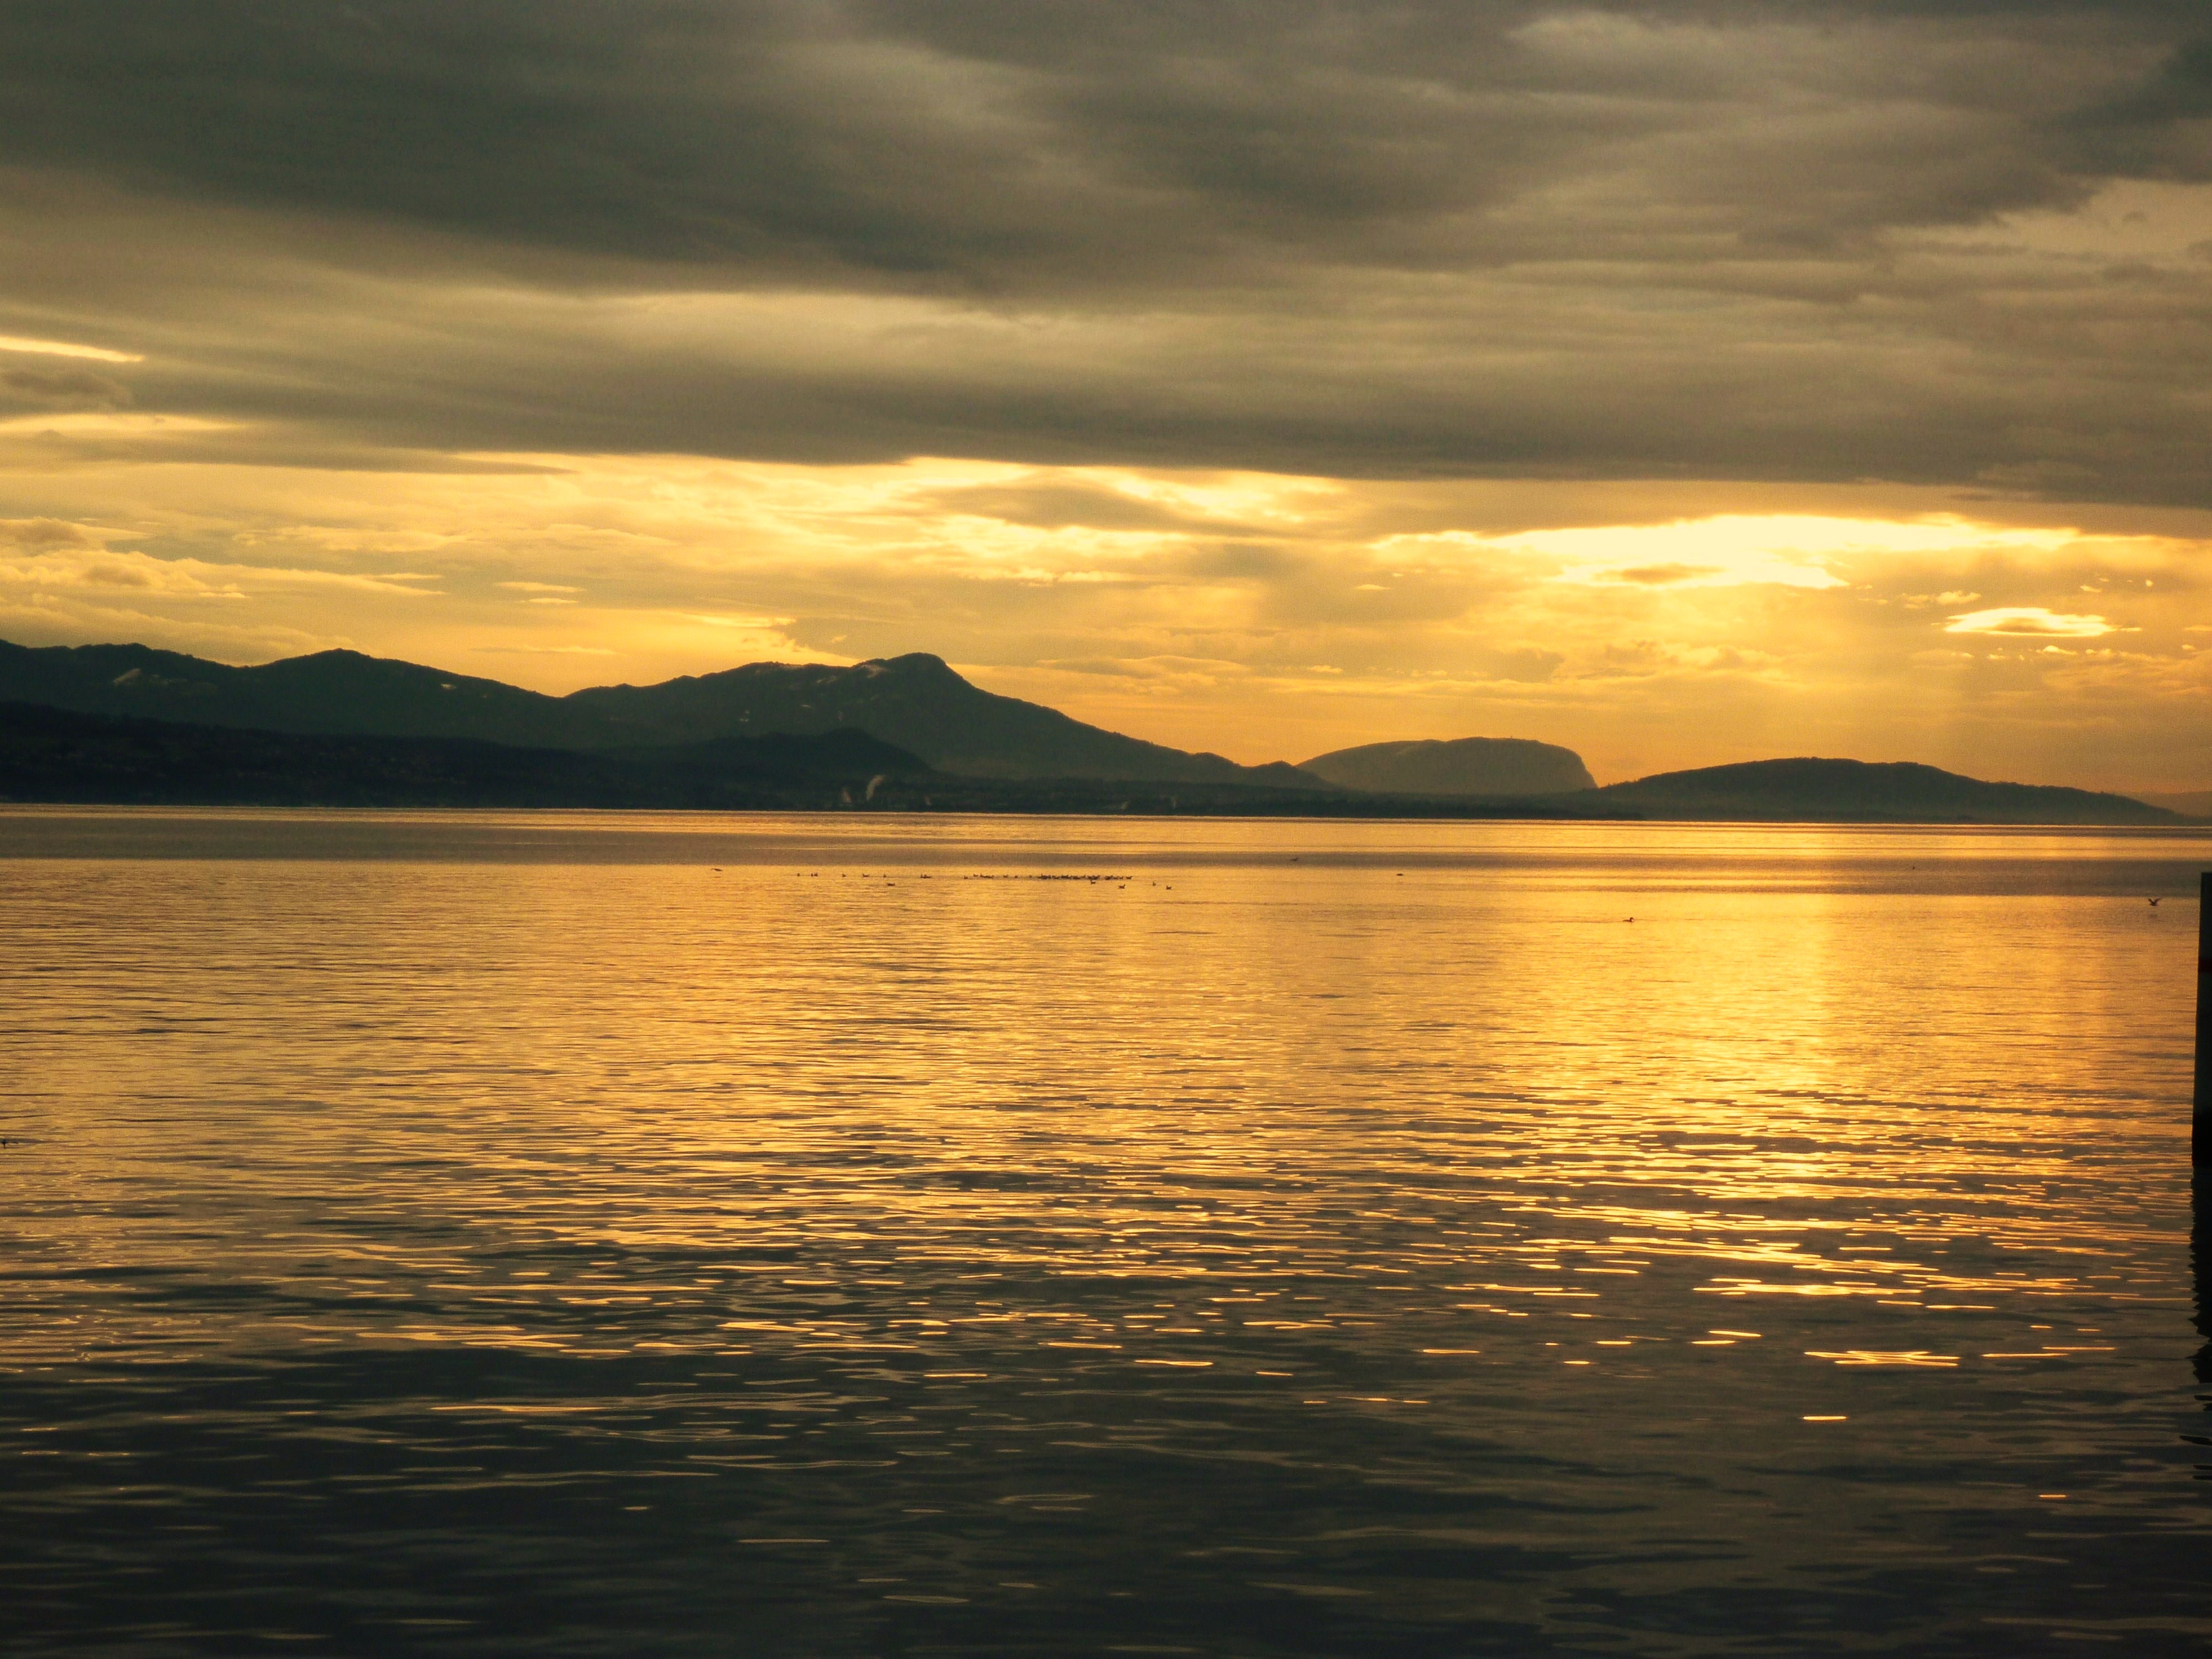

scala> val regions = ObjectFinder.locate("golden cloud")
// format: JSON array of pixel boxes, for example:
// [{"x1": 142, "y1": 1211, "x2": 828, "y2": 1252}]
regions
[
  {"x1": 1943, "y1": 607, "x2": 2116, "y2": 638},
  {"x1": 0, "y1": 334, "x2": 143, "y2": 364}
]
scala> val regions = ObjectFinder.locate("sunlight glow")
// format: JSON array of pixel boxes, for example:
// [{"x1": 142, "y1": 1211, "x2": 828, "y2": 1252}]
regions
[
  {"x1": 0, "y1": 413, "x2": 233, "y2": 437},
  {"x1": 1, "y1": 453, "x2": 2201, "y2": 786},
  {"x1": 1520, "y1": 514, "x2": 2073, "y2": 591},
  {"x1": 0, "y1": 334, "x2": 144, "y2": 364},
  {"x1": 1943, "y1": 607, "x2": 2116, "y2": 639}
]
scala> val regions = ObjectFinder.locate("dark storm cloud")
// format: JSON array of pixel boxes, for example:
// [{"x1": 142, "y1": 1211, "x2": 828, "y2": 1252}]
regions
[
  {"x1": 7, "y1": 1, "x2": 2204, "y2": 280},
  {"x1": 3, "y1": 1, "x2": 2211, "y2": 498}
]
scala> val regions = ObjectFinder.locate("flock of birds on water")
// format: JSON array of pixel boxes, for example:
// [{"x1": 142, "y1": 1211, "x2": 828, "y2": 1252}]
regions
[{"x1": 691, "y1": 867, "x2": 2178, "y2": 915}]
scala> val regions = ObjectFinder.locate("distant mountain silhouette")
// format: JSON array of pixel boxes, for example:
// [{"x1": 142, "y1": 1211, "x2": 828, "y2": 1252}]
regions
[
  {"x1": 0, "y1": 701, "x2": 930, "y2": 809},
  {"x1": 560, "y1": 654, "x2": 1321, "y2": 785},
  {"x1": 1592, "y1": 757, "x2": 2174, "y2": 824},
  {"x1": 0, "y1": 640, "x2": 1314, "y2": 786},
  {"x1": 0, "y1": 639, "x2": 570, "y2": 744},
  {"x1": 0, "y1": 640, "x2": 2179, "y2": 823},
  {"x1": 2135, "y1": 789, "x2": 2212, "y2": 820},
  {"x1": 1301, "y1": 736, "x2": 1594, "y2": 796},
  {"x1": 0, "y1": 702, "x2": 1599, "y2": 818}
]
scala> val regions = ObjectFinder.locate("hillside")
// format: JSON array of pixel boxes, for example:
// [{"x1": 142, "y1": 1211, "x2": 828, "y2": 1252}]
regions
[
  {"x1": 560, "y1": 653, "x2": 1317, "y2": 785},
  {"x1": 2134, "y1": 789, "x2": 2212, "y2": 819},
  {"x1": 1593, "y1": 758, "x2": 2176, "y2": 825},
  {"x1": 1301, "y1": 736, "x2": 1594, "y2": 796},
  {"x1": 2, "y1": 640, "x2": 2184, "y2": 825},
  {"x1": 0, "y1": 702, "x2": 1605, "y2": 818},
  {"x1": 0, "y1": 702, "x2": 930, "y2": 810},
  {"x1": 0, "y1": 640, "x2": 1313, "y2": 787}
]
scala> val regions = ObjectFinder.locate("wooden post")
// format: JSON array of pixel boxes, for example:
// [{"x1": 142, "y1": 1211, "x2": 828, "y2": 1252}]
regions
[
  {"x1": 2200, "y1": 872, "x2": 2211, "y2": 1166},
  {"x1": 2197, "y1": 1164, "x2": 2210, "y2": 1386},
  {"x1": 2195, "y1": 877, "x2": 2211, "y2": 1385}
]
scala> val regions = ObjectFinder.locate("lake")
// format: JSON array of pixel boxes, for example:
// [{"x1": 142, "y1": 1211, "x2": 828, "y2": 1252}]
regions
[{"x1": 2, "y1": 808, "x2": 2208, "y2": 1656}]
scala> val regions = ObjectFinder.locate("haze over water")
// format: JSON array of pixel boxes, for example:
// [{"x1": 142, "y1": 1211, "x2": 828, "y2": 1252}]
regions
[{"x1": 2, "y1": 810, "x2": 2208, "y2": 1656}]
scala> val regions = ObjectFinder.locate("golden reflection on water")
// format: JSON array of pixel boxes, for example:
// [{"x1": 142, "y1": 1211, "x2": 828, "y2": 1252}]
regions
[{"x1": 0, "y1": 810, "x2": 2208, "y2": 1655}]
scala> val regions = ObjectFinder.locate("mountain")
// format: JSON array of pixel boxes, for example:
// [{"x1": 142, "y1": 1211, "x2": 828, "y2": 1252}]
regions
[
  {"x1": 0, "y1": 639, "x2": 573, "y2": 745},
  {"x1": 0, "y1": 701, "x2": 930, "y2": 810},
  {"x1": 1300, "y1": 736, "x2": 1594, "y2": 796},
  {"x1": 0, "y1": 701, "x2": 1610, "y2": 818},
  {"x1": 1592, "y1": 758, "x2": 2177, "y2": 825},
  {"x1": 559, "y1": 653, "x2": 1319, "y2": 785},
  {"x1": 0, "y1": 639, "x2": 1314, "y2": 786},
  {"x1": 2134, "y1": 789, "x2": 2212, "y2": 818},
  {"x1": 2, "y1": 640, "x2": 2181, "y2": 823}
]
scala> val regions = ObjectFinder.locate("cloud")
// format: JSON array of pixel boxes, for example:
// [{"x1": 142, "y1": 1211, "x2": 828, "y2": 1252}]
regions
[
  {"x1": 2, "y1": 3, "x2": 2198, "y2": 280},
  {"x1": 0, "y1": 549, "x2": 246, "y2": 598},
  {"x1": 686, "y1": 612, "x2": 793, "y2": 630},
  {"x1": 1944, "y1": 605, "x2": 2118, "y2": 637},
  {"x1": 0, "y1": 413, "x2": 239, "y2": 460},
  {"x1": 0, "y1": 545, "x2": 442, "y2": 600},
  {"x1": 0, "y1": 333, "x2": 142, "y2": 363},
  {"x1": 474, "y1": 643, "x2": 615, "y2": 656},
  {"x1": 1602, "y1": 564, "x2": 1724, "y2": 586},
  {"x1": 929, "y1": 479, "x2": 1243, "y2": 534},
  {"x1": 0, "y1": 451, "x2": 2201, "y2": 785},
  {"x1": 1, "y1": 6, "x2": 2210, "y2": 788},
  {"x1": 0, "y1": 5, "x2": 2208, "y2": 500},
  {"x1": 1, "y1": 365, "x2": 132, "y2": 409},
  {"x1": 1520, "y1": 516, "x2": 1879, "y2": 589},
  {"x1": 0, "y1": 517, "x2": 108, "y2": 549}
]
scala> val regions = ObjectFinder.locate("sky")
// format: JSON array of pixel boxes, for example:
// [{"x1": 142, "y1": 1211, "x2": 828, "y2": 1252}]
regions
[{"x1": 2, "y1": 1, "x2": 2210, "y2": 787}]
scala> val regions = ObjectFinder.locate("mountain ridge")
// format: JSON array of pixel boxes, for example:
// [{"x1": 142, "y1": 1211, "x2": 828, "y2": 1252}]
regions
[
  {"x1": 1589, "y1": 757, "x2": 2174, "y2": 825},
  {"x1": 0, "y1": 700, "x2": 934, "y2": 810},
  {"x1": 0, "y1": 638, "x2": 1316, "y2": 787},
  {"x1": 2133, "y1": 789, "x2": 2212, "y2": 819},
  {"x1": 0, "y1": 701, "x2": 1567, "y2": 818},
  {"x1": 0, "y1": 638, "x2": 2182, "y2": 823},
  {"x1": 1301, "y1": 736, "x2": 1596, "y2": 797}
]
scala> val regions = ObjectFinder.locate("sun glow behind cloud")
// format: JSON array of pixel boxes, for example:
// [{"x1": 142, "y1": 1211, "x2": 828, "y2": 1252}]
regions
[
  {"x1": 4, "y1": 1, "x2": 2212, "y2": 791},
  {"x1": 0, "y1": 335, "x2": 144, "y2": 364},
  {"x1": 0, "y1": 412, "x2": 236, "y2": 440},
  {"x1": 0, "y1": 451, "x2": 2205, "y2": 788},
  {"x1": 1944, "y1": 607, "x2": 2117, "y2": 638},
  {"x1": 1522, "y1": 516, "x2": 2074, "y2": 592}
]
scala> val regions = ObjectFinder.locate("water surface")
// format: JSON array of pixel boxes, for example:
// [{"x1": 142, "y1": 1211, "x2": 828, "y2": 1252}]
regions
[{"x1": 2, "y1": 810, "x2": 2207, "y2": 1655}]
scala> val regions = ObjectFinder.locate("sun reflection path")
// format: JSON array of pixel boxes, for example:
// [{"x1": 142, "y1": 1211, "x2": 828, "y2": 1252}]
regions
[{"x1": 0, "y1": 812, "x2": 2206, "y2": 1654}]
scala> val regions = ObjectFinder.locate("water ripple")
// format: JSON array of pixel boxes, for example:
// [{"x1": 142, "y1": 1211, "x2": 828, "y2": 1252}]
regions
[{"x1": 1, "y1": 810, "x2": 2206, "y2": 1656}]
